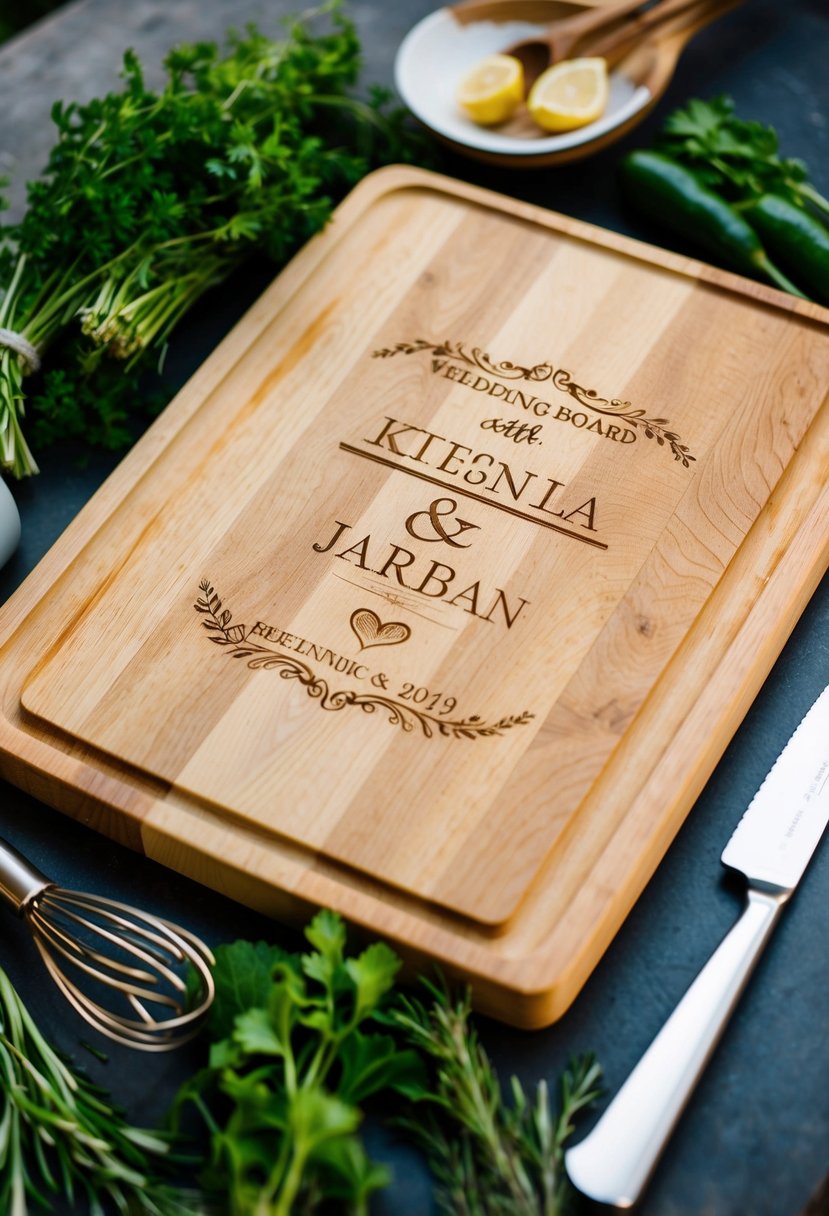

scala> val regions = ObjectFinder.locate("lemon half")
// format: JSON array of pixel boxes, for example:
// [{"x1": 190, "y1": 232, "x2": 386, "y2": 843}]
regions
[
  {"x1": 527, "y1": 58, "x2": 609, "y2": 133},
  {"x1": 456, "y1": 54, "x2": 524, "y2": 126}
]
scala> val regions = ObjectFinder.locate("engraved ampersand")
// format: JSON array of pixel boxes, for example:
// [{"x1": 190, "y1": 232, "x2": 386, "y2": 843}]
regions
[
  {"x1": 350, "y1": 608, "x2": 411, "y2": 651},
  {"x1": 404, "y1": 497, "x2": 480, "y2": 548}
]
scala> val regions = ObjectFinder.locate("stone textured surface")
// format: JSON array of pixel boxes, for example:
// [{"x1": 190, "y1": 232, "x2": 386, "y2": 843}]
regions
[{"x1": 0, "y1": 3, "x2": 828, "y2": 1215}]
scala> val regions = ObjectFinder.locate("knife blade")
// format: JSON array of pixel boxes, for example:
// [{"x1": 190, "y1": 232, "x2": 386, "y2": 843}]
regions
[{"x1": 565, "y1": 685, "x2": 829, "y2": 1209}]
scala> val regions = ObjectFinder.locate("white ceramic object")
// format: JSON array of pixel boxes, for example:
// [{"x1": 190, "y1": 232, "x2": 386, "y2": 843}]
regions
[
  {"x1": 395, "y1": 7, "x2": 651, "y2": 161},
  {"x1": 0, "y1": 478, "x2": 21, "y2": 570}
]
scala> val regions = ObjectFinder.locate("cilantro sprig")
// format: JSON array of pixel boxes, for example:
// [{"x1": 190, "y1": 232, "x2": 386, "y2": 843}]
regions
[
  {"x1": 657, "y1": 95, "x2": 829, "y2": 218},
  {"x1": 174, "y1": 910, "x2": 425, "y2": 1216},
  {"x1": 0, "y1": 4, "x2": 423, "y2": 477}
]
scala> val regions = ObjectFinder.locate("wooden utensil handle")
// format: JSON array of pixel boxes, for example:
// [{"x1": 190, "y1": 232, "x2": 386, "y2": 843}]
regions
[
  {"x1": 545, "y1": 0, "x2": 655, "y2": 51},
  {"x1": 664, "y1": 0, "x2": 746, "y2": 48},
  {"x1": 586, "y1": 0, "x2": 729, "y2": 62}
]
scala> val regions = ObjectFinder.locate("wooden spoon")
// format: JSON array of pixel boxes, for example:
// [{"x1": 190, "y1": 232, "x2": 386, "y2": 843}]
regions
[{"x1": 505, "y1": 0, "x2": 724, "y2": 85}]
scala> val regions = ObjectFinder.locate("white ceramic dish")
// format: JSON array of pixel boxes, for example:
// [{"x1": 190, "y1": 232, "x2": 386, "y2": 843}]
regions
[
  {"x1": 395, "y1": 7, "x2": 651, "y2": 163},
  {"x1": 0, "y1": 477, "x2": 20, "y2": 570}
]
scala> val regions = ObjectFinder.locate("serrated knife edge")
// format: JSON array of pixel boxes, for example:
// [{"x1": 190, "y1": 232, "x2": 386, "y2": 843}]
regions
[{"x1": 721, "y1": 684, "x2": 829, "y2": 891}]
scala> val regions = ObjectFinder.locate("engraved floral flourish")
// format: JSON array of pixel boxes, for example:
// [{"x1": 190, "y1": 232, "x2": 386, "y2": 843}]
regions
[
  {"x1": 372, "y1": 339, "x2": 695, "y2": 468},
  {"x1": 194, "y1": 582, "x2": 533, "y2": 741}
]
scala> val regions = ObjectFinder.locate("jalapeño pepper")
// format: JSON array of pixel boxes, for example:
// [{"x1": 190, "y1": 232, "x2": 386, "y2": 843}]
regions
[
  {"x1": 742, "y1": 194, "x2": 829, "y2": 307},
  {"x1": 619, "y1": 151, "x2": 806, "y2": 298}
]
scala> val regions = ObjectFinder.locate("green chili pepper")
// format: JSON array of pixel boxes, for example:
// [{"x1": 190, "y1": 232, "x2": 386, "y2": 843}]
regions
[
  {"x1": 741, "y1": 194, "x2": 829, "y2": 307},
  {"x1": 619, "y1": 151, "x2": 807, "y2": 298}
]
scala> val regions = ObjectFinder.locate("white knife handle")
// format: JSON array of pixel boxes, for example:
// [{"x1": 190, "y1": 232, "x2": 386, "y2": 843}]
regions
[{"x1": 565, "y1": 887, "x2": 788, "y2": 1209}]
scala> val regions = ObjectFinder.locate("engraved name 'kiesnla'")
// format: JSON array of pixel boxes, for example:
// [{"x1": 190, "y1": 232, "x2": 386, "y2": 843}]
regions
[{"x1": 362, "y1": 416, "x2": 600, "y2": 530}]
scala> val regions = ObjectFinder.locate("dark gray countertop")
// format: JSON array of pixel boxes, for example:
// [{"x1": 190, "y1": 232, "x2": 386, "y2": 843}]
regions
[{"x1": 1, "y1": 2, "x2": 827, "y2": 1214}]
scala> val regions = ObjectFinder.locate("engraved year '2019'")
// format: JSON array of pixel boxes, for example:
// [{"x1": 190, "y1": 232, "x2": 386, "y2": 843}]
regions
[{"x1": 398, "y1": 683, "x2": 456, "y2": 715}]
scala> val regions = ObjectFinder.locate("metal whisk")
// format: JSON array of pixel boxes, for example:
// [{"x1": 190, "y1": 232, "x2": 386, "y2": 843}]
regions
[{"x1": 0, "y1": 835, "x2": 215, "y2": 1051}]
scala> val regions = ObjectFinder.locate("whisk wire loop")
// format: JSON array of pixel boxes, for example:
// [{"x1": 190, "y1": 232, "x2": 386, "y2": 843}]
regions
[
  {"x1": 48, "y1": 889, "x2": 193, "y2": 963},
  {"x1": 0, "y1": 836, "x2": 215, "y2": 1052},
  {"x1": 33, "y1": 894, "x2": 186, "y2": 989},
  {"x1": 31, "y1": 907, "x2": 159, "y2": 986},
  {"x1": 35, "y1": 944, "x2": 196, "y2": 1048},
  {"x1": 31, "y1": 919, "x2": 183, "y2": 1013}
]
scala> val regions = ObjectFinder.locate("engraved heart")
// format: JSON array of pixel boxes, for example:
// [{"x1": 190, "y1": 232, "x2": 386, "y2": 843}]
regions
[{"x1": 350, "y1": 608, "x2": 411, "y2": 651}]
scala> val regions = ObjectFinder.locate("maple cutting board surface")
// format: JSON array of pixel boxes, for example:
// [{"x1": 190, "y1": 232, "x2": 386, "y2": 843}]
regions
[{"x1": 3, "y1": 167, "x2": 829, "y2": 1026}]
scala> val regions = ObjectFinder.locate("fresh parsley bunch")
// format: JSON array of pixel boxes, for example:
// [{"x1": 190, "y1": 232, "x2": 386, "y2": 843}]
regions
[
  {"x1": 175, "y1": 918, "x2": 603, "y2": 1216},
  {"x1": 0, "y1": 3, "x2": 422, "y2": 477},
  {"x1": 174, "y1": 911, "x2": 424, "y2": 1216}
]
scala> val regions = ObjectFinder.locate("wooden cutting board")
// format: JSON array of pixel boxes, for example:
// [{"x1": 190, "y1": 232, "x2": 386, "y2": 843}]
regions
[{"x1": 2, "y1": 167, "x2": 829, "y2": 1026}]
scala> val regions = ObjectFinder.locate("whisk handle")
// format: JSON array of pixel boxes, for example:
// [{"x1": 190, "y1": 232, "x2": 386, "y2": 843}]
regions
[{"x1": 0, "y1": 836, "x2": 53, "y2": 912}]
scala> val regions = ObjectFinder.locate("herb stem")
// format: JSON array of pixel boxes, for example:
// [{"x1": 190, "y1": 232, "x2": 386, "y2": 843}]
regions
[
  {"x1": 756, "y1": 253, "x2": 808, "y2": 297},
  {"x1": 0, "y1": 963, "x2": 194, "y2": 1214},
  {"x1": 0, "y1": 252, "x2": 28, "y2": 328},
  {"x1": 269, "y1": 1140, "x2": 308, "y2": 1216},
  {"x1": 799, "y1": 181, "x2": 829, "y2": 219}
]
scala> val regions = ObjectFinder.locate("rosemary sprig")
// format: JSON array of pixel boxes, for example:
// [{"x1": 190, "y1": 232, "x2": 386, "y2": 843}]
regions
[
  {"x1": 391, "y1": 979, "x2": 602, "y2": 1216},
  {"x1": 0, "y1": 964, "x2": 200, "y2": 1216}
]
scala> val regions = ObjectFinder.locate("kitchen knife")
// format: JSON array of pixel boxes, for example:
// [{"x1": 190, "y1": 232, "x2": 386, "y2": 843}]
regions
[{"x1": 565, "y1": 685, "x2": 829, "y2": 1208}]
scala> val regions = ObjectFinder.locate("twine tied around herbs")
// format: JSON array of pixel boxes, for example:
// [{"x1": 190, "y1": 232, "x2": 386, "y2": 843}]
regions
[{"x1": 0, "y1": 328, "x2": 41, "y2": 375}]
